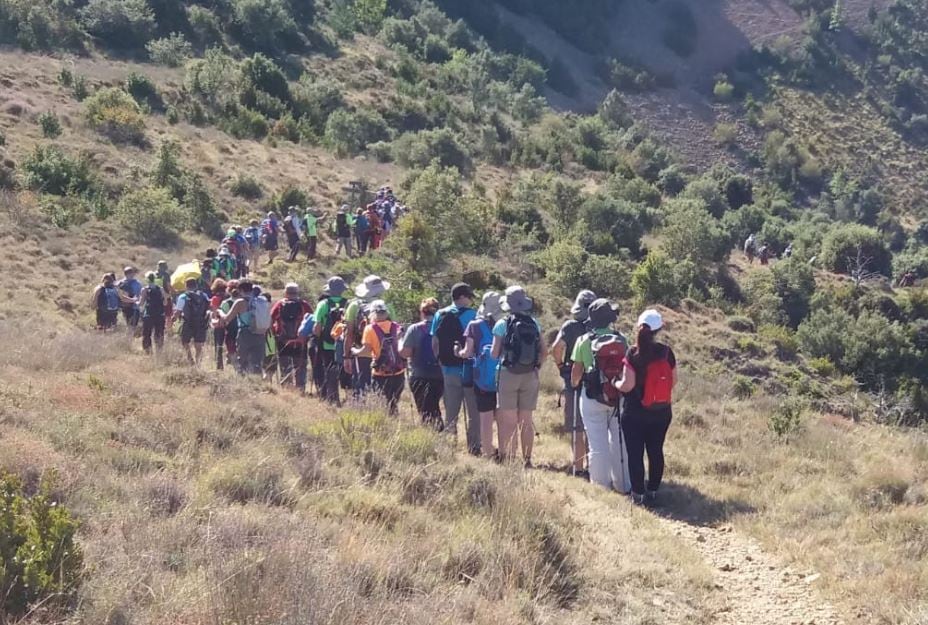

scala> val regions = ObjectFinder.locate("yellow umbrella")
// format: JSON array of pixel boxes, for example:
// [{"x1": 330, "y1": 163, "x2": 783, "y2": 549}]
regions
[{"x1": 171, "y1": 261, "x2": 201, "y2": 292}]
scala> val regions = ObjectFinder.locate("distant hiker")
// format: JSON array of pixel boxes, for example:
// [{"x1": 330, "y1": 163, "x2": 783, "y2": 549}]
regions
[
  {"x1": 138, "y1": 271, "x2": 168, "y2": 355},
  {"x1": 492, "y1": 286, "x2": 545, "y2": 467},
  {"x1": 783, "y1": 243, "x2": 793, "y2": 259},
  {"x1": 261, "y1": 212, "x2": 281, "y2": 265},
  {"x1": 221, "y1": 228, "x2": 244, "y2": 278},
  {"x1": 355, "y1": 300, "x2": 406, "y2": 416},
  {"x1": 298, "y1": 309, "x2": 316, "y2": 394},
  {"x1": 354, "y1": 207, "x2": 370, "y2": 256},
  {"x1": 117, "y1": 266, "x2": 142, "y2": 335},
  {"x1": 758, "y1": 244, "x2": 770, "y2": 266},
  {"x1": 457, "y1": 291, "x2": 503, "y2": 459},
  {"x1": 243, "y1": 220, "x2": 262, "y2": 272},
  {"x1": 284, "y1": 206, "x2": 302, "y2": 263},
  {"x1": 154, "y1": 260, "x2": 174, "y2": 329},
  {"x1": 744, "y1": 233, "x2": 757, "y2": 264},
  {"x1": 219, "y1": 280, "x2": 271, "y2": 375},
  {"x1": 552, "y1": 289, "x2": 597, "y2": 476},
  {"x1": 614, "y1": 310, "x2": 677, "y2": 506},
  {"x1": 312, "y1": 276, "x2": 349, "y2": 404},
  {"x1": 209, "y1": 279, "x2": 230, "y2": 370},
  {"x1": 173, "y1": 278, "x2": 210, "y2": 366},
  {"x1": 345, "y1": 275, "x2": 392, "y2": 398},
  {"x1": 400, "y1": 298, "x2": 444, "y2": 429},
  {"x1": 334, "y1": 205, "x2": 354, "y2": 258},
  {"x1": 432, "y1": 282, "x2": 481, "y2": 455},
  {"x1": 272, "y1": 283, "x2": 314, "y2": 393},
  {"x1": 898, "y1": 270, "x2": 917, "y2": 288},
  {"x1": 216, "y1": 247, "x2": 237, "y2": 280},
  {"x1": 92, "y1": 273, "x2": 121, "y2": 331},
  {"x1": 304, "y1": 208, "x2": 322, "y2": 260},
  {"x1": 365, "y1": 203, "x2": 383, "y2": 251},
  {"x1": 570, "y1": 299, "x2": 630, "y2": 492}
]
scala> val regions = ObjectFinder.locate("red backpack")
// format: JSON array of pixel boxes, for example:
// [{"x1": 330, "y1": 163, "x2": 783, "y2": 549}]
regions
[
  {"x1": 584, "y1": 334, "x2": 627, "y2": 407},
  {"x1": 641, "y1": 347, "x2": 673, "y2": 410}
]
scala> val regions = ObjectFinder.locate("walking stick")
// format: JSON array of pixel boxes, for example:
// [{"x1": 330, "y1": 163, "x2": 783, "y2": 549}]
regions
[{"x1": 572, "y1": 385, "x2": 579, "y2": 477}]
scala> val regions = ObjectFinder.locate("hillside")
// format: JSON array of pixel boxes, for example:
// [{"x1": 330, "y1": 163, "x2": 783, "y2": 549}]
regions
[{"x1": 0, "y1": 0, "x2": 927, "y2": 624}]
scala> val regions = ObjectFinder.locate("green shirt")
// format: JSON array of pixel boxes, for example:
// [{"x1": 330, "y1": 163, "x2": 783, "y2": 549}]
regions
[
  {"x1": 345, "y1": 298, "x2": 397, "y2": 324},
  {"x1": 305, "y1": 213, "x2": 318, "y2": 237},
  {"x1": 571, "y1": 328, "x2": 628, "y2": 372},
  {"x1": 314, "y1": 295, "x2": 346, "y2": 350}
]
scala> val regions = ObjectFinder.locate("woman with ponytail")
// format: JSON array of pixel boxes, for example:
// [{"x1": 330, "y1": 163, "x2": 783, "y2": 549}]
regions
[{"x1": 613, "y1": 310, "x2": 677, "y2": 506}]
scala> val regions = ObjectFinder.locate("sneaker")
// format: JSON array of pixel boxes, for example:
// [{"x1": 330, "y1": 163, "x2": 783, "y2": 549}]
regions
[
  {"x1": 646, "y1": 490, "x2": 658, "y2": 505},
  {"x1": 630, "y1": 492, "x2": 646, "y2": 506},
  {"x1": 524, "y1": 459, "x2": 533, "y2": 469}
]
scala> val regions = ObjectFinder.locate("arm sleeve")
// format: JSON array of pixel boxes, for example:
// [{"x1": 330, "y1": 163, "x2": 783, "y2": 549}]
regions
[{"x1": 667, "y1": 346, "x2": 677, "y2": 368}]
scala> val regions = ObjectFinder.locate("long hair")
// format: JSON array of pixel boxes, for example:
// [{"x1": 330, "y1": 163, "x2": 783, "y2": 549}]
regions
[{"x1": 636, "y1": 324, "x2": 660, "y2": 363}]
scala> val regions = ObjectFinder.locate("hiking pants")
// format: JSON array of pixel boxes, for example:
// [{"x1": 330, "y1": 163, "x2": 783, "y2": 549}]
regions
[
  {"x1": 307, "y1": 236, "x2": 317, "y2": 260},
  {"x1": 410, "y1": 376, "x2": 444, "y2": 429},
  {"x1": 621, "y1": 411, "x2": 673, "y2": 495},
  {"x1": 287, "y1": 232, "x2": 300, "y2": 262},
  {"x1": 580, "y1": 394, "x2": 630, "y2": 493},
  {"x1": 373, "y1": 374, "x2": 405, "y2": 416},
  {"x1": 442, "y1": 372, "x2": 481, "y2": 454},
  {"x1": 308, "y1": 340, "x2": 325, "y2": 394},
  {"x1": 279, "y1": 344, "x2": 308, "y2": 391},
  {"x1": 357, "y1": 230, "x2": 370, "y2": 255},
  {"x1": 352, "y1": 357, "x2": 373, "y2": 398},
  {"x1": 237, "y1": 330, "x2": 265, "y2": 375},
  {"x1": 320, "y1": 349, "x2": 340, "y2": 405},
  {"x1": 336, "y1": 236, "x2": 353, "y2": 257},
  {"x1": 142, "y1": 315, "x2": 165, "y2": 353}
]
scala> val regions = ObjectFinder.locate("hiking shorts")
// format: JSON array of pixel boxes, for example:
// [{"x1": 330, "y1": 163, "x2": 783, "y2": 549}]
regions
[
  {"x1": 497, "y1": 369, "x2": 540, "y2": 412},
  {"x1": 181, "y1": 321, "x2": 207, "y2": 345},
  {"x1": 264, "y1": 236, "x2": 278, "y2": 251},
  {"x1": 97, "y1": 309, "x2": 118, "y2": 329},
  {"x1": 474, "y1": 385, "x2": 497, "y2": 413}
]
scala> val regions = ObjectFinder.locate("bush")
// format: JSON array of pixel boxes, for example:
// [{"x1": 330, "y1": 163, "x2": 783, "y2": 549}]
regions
[
  {"x1": 727, "y1": 316, "x2": 756, "y2": 332},
  {"x1": 657, "y1": 165, "x2": 687, "y2": 196},
  {"x1": 681, "y1": 176, "x2": 729, "y2": 218},
  {"x1": 183, "y1": 174, "x2": 224, "y2": 237},
  {"x1": 72, "y1": 74, "x2": 89, "y2": 101},
  {"x1": 393, "y1": 128, "x2": 472, "y2": 172},
  {"x1": 580, "y1": 195, "x2": 646, "y2": 256},
  {"x1": 293, "y1": 76, "x2": 345, "y2": 134},
  {"x1": 273, "y1": 185, "x2": 310, "y2": 211},
  {"x1": 585, "y1": 254, "x2": 633, "y2": 299},
  {"x1": 660, "y1": 199, "x2": 730, "y2": 264},
  {"x1": 115, "y1": 186, "x2": 186, "y2": 245},
  {"x1": 759, "y1": 324, "x2": 799, "y2": 360},
  {"x1": 632, "y1": 251, "x2": 681, "y2": 306},
  {"x1": 769, "y1": 398, "x2": 804, "y2": 440},
  {"x1": 231, "y1": 174, "x2": 264, "y2": 199},
  {"x1": 39, "y1": 194, "x2": 94, "y2": 228},
  {"x1": 80, "y1": 0, "x2": 155, "y2": 49},
  {"x1": 324, "y1": 108, "x2": 390, "y2": 157},
  {"x1": 220, "y1": 107, "x2": 269, "y2": 139},
  {"x1": 808, "y1": 356, "x2": 836, "y2": 377},
  {"x1": 231, "y1": 0, "x2": 298, "y2": 53},
  {"x1": 22, "y1": 145, "x2": 97, "y2": 196},
  {"x1": 146, "y1": 32, "x2": 192, "y2": 67},
  {"x1": 125, "y1": 72, "x2": 160, "y2": 108},
  {"x1": 0, "y1": 472, "x2": 83, "y2": 618},
  {"x1": 820, "y1": 223, "x2": 892, "y2": 278},
  {"x1": 732, "y1": 375, "x2": 756, "y2": 399},
  {"x1": 37, "y1": 111, "x2": 62, "y2": 138},
  {"x1": 713, "y1": 122, "x2": 737, "y2": 145},
  {"x1": 84, "y1": 87, "x2": 147, "y2": 145},
  {"x1": 713, "y1": 78, "x2": 735, "y2": 101}
]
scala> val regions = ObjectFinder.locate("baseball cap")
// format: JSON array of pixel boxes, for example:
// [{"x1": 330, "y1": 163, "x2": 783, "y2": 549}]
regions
[
  {"x1": 637, "y1": 309, "x2": 663, "y2": 331},
  {"x1": 370, "y1": 299, "x2": 388, "y2": 313},
  {"x1": 451, "y1": 282, "x2": 475, "y2": 300}
]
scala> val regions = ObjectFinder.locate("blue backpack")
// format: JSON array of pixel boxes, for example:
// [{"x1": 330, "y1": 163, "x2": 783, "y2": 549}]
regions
[
  {"x1": 473, "y1": 320, "x2": 498, "y2": 392},
  {"x1": 411, "y1": 322, "x2": 439, "y2": 371}
]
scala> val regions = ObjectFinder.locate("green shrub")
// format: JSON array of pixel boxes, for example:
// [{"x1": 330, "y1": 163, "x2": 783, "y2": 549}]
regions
[
  {"x1": 657, "y1": 165, "x2": 687, "y2": 196},
  {"x1": 115, "y1": 186, "x2": 185, "y2": 245},
  {"x1": 183, "y1": 174, "x2": 224, "y2": 237},
  {"x1": 681, "y1": 176, "x2": 729, "y2": 218},
  {"x1": 0, "y1": 472, "x2": 83, "y2": 618},
  {"x1": 39, "y1": 193, "x2": 94, "y2": 228},
  {"x1": 660, "y1": 199, "x2": 730, "y2": 264},
  {"x1": 231, "y1": 174, "x2": 264, "y2": 199},
  {"x1": 324, "y1": 108, "x2": 390, "y2": 157},
  {"x1": 393, "y1": 128, "x2": 472, "y2": 172},
  {"x1": 580, "y1": 195, "x2": 646, "y2": 256},
  {"x1": 72, "y1": 74, "x2": 89, "y2": 101},
  {"x1": 820, "y1": 223, "x2": 892, "y2": 278},
  {"x1": 732, "y1": 375, "x2": 756, "y2": 399},
  {"x1": 22, "y1": 145, "x2": 97, "y2": 196},
  {"x1": 37, "y1": 111, "x2": 62, "y2": 138},
  {"x1": 231, "y1": 0, "x2": 298, "y2": 53},
  {"x1": 713, "y1": 121, "x2": 737, "y2": 145},
  {"x1": 273, "y1": 185, "x2": 310, "y2": 211},
  {"x1": 187, "y1": 5, "x2": 222, "y2": 45},
  {"x1": 631, "y1": 251, "x2": 681, "y2": 306},
  {"x1": 84, "y1": 87, "x2": 147, "y2": 144},
  {"x1": 769, "y1": 398, "x2": 804, "y2": 440},
  {"x1": 585, "y1": 254, "x2": 632, "y2": 299},
  {"x1": 759, "y1": 324, "x2": 799, "y2": 360},
  {"x1": 727, "y1": 316, "x2": 756, "y2": 332},
  {"x1": 79, "y1": 0, "x2": 155, "y2": 49},
  {"x1": 146, "y1": 32, "x2": 192, "y2": 67},
  {"x1": 713, "y1": 78, "x2": 735, "y2": 101},
  {"x1": 125, "y1": 72, "x2": 160, "y2": 108},
  {"x1": 808, "y1": 356, "x2": 836, "y2": 377},
  {"x1": 220, "y1": 107, "x2": 269, "y2": 139},
  {"x1": 293, "y1": 76, "x2": 345, "y2": 134},
  {"x1": 354, "y1": 0, "x2": 387, "y2": 34}
]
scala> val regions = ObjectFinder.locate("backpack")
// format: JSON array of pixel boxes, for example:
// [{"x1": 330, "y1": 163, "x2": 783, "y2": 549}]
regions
[
  {"x1": 559, "y1": 319, "x2": 588, "y2": 369},
  {"x1": 473, "y1": 321, "x2": 499, "y2": 392},
  {"x1": 221, "y1": 237, "x2": 240, "y2": 257},
  {"x1": 372, "y1": 322, "x2": 404, "y2": 375},
  {"x1": 99, "y1": 286, "x2": 121, "y2": 312},
  {"x1": 277, "y1": 299, "x2": 304, "y2": 343},
  {"x1": 249, "y1": 296, "x2": 272, "y2": 334},
  {"x1": 336, "y1": 212, "x2": 350, "y2": 237},
  {"x1": 410, "y1": 322, "x2": 439, "y2": 371},
  {"x1": 320, "y1": 297, "x2": 347, "y2": 345},
  {"x1": 502, "y1": 313, "x2": 540, "y2": 374},
  {"x1": 244, "y1": 227, "x2": 261, "y2": 247},
  {"x1": 434, "y1": 308, "x2": 467, "y2": 367},
  {"x1": 145, "y1": 285, "x2": 165, "y2": 318},
  {"x1": 640, "y1": 346, "x2": 674, "y2": 410},
  {"x1": 584, "y1": 334, "x2": 627, "y2": 407},
  {"x1": 349, "y1": 299, "x2": 370, "y2": 347},
  {"x1": 182, "y1": 291, "x2": 208, "y2": 327}
]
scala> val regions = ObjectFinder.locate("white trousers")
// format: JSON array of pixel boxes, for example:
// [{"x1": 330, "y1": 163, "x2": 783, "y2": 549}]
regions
[{"x1": 580, "y1": 393, "x2": 631, "y2": 493}]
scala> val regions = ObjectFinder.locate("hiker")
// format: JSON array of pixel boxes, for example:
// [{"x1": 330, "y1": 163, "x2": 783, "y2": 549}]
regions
[
  {"x1": 613, "y1": 310, "x2": 677, "y2": 506},
  {"x1": 491, "y1": 286, "x2": 546, "y2": 467},
  {"x1": 138, "y1": 271, "x2": 168, "y2": 355},
  {"x1": 216, "y1": 247, "x2": 237, "y2": 280},
  {"x1": 334, "y1": 205, "x2": 354, "y2": 258},
  {"x1": 209, "y1": 279, "x2": 230, "y2": 370},
  {"x1": 284, "y1": 206, "x2": 302, "y2": 263},
  {"x1": 219, "y1": 280, "x2": 272, "y2": 375},
  {"x1": 304, "y1": 208, "x2": 322, "y2": 260},
  {"x1": 744, "y1": 233, "x2": 757, "y2": 264},
  {"x1": 298, "y1": 309, "x2": 317, "y2": 395},
  {"x1": 344, "y1": 275, "x2": 392, "y2": 398},
  {"x1": 221, "y1": 228, "x2": 244, "y2": 278},
  {"x1": 365, "y1": 203, "x2": 382, "y2": 251},
  {"x1": 117, "y1": 266, "x2": 143, "y2": 335},
  {"x1": 456, "y1": 291, "x2": 503, "y2": 459},
  {"x1": 783, "y1": 243, "x2": 793, "y2": 259},
  {"x1": 570, "y1": 299, "x2": 630, "y2": 492},
  {"x1": 898, "y1": 270, "x2": 917, "y2": 288},
  {"x1": 552, "y1": 289, "x2": 597, "y2": 476},
  {"x1": 272, "y1": 283, "x2": 314, "y2": 393},
  {"x1": 400, "y1": 298, "x2": 444, "y2": 429},
  {"x1": 431, "y1": 283, "x2": 481, "y2": 455},
  {"x1": 199, "y1": 256, "x2": 216, "y2": 295},
  {"x1": 173, "y1": 278, "x2": 210, "y2": 366},
  {"x1": 312, "y1": 276, "x2": 349, "y2": 404},
  {"x1": 261, "y1": 212, "x2": 281, "y2": 265},
  {"x1": 758, "y1": 244, "x2": 770, "y2": 266},
  {"x1": 355, "y1": 300, "x2": 406, "y2": 416},
  {"x1": 154, "y1": 260, "x2": 174, "y2": 330},
  {"x1": 354, "y1": 207, "x2": 370, "y2": 256},
  {"x1": 91, "y1": 273, "x2": 121, "y2": 331},
  {"x1": 243, "y1": 220, "x2": 262, "y2": 272}
]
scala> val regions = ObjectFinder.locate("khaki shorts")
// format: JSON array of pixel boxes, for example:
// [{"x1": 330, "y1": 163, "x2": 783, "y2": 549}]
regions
[{"x1": 497, "y1": 369, "x2": 540, "y2": 412}]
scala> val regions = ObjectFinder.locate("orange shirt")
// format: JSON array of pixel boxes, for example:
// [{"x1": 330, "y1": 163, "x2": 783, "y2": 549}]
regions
[{"x1": 362, "y1": 320, "x2": 405, "y2": 376}]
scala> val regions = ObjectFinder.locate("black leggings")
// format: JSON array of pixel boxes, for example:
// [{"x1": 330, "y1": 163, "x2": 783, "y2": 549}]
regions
[
  {"x1": 622, "y1": 411, "x2": 672, "y2": 495},
  {"x1": 409, "y1": 377, "x2": 444, "y2": 428},
  {"x1": 373, "y1": 374, "x2": 405, "y2": 416}
]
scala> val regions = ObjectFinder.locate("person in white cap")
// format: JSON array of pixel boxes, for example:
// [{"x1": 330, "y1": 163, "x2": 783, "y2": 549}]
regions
[
  {"x1": 344, "y1": 275, "x2": 393, "y2": 396},
  {"x1": 613, "y1": 309, "x2": 677, "y2": 506}
]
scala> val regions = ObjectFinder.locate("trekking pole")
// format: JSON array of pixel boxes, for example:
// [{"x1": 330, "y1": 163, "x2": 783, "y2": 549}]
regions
[{"x1": 571, "y1": 384, "x2": 578, "y2": 477}]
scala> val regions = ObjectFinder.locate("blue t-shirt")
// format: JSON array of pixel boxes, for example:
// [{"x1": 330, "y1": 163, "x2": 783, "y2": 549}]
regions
[
  {"x1": 118, "y1": 277, "x2": 142, "y2": 309},
  {"x1": 298, "y1": 313, "x2": 315, "y2": 339},
  {"x1": 430, "y1": 305, "x2": 477, "y2": 376}
]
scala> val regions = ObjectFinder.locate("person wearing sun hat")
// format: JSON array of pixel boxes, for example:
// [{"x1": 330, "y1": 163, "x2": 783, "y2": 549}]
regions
[
  {"x1": 551, "y1": 289, "x2": 597, "y2": 475},
  {"x1": 491, "y1": 285, "x2": 546, "y2": 467},
  {"x1": 613, "y1": 309, "x2": 677, "y2": 506},
  {"x1": 344, "y1": 275, "x2": 394, "y2": 397},
  {"x1": 312, "y1": 276, "x2": 350, "y2": 404}
]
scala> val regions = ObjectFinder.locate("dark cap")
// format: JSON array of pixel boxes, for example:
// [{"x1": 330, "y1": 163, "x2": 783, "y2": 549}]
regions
[
  {"x1": 588, "y1": 298, "x2": 619, "y2": 329},
  {"x1": 451, "y1": 282, "x2": 475, "y2": 301}
]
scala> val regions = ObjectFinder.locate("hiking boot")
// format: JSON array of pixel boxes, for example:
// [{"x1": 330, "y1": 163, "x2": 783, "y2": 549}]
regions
[
  {"x1": 573, "y1": 469, "x2": 590, "y2": 481},
  {"x1": 630, "y1": 492, "x2": 646, "y2": 506},
  {"x1": 646, "y1": 490, "x2": 659, "y2": 506},
  {"x1": 524, "y1": 458, "x2": 533, "y2": 469}
]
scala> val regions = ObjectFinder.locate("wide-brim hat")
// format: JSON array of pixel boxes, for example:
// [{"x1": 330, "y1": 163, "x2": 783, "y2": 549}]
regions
[
  {"x1": 323, "y1": 276, "x2": 347, "y2": 297},
  {"x1": 570, "y1": 289, "x2": 597, "y2": 321},
  {"x1": 478, "y1": 291, "x2": 502, "y2": 319},
  {"x1": 500, "y1": 286, "x2": 533, "y2": 313},
  {"x1": 588, "y1": 298, "x2": 619, "y2": 329},
  {"x1": 356, "y1": 274, "x2": 391, "y2": 299}
]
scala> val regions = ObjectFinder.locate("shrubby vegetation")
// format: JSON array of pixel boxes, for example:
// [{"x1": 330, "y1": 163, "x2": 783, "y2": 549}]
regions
[{"x1": 84, "y1": 87, "x2": 147, "y2": 145}]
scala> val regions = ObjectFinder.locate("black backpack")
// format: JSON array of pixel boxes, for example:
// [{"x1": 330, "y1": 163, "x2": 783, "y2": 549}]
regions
[
  {"x1": 559, "y1": 319, "x2": 588, "y2": 368},
  {"x1": 145, "y1": 285, "x2": 165, "y2": 317},
  {"x1": 336, "y1": 212, "x2": 350, "y2": 237},
  {"x1": 434, "y1": 308, "x2": 467, "y2": 367},
  {"x1": 183, "y1": 291, "x2": 208, "y2": 328},
  {"x1": 320, "y1": 297, "x2": 347, "y2": 345},
  {"x1": 277, "y1": 299, "x2": 304, "y2": 342},
  {"x1": 502, "y1": 313, "x2": 541, "y2": 374}
]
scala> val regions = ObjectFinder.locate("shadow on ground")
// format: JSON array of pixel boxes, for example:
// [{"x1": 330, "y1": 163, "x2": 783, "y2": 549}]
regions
[{"x1": 653, "y1": 480, "x2": 756, "y2": 526}]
